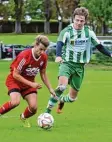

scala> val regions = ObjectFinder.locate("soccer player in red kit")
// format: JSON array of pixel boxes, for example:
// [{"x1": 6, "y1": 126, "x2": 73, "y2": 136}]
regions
[{"x1": 0, "y1": 35, "x2": 55, "y2": 127}]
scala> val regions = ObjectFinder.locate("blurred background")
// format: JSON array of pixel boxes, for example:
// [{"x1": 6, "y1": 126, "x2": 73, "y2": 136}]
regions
[
  {"x1": 0, "y1": 0, "x2": 112, "y2": 63},
  {"x1": 0, "y1": 0, "x2": 112, "y2": 35}
]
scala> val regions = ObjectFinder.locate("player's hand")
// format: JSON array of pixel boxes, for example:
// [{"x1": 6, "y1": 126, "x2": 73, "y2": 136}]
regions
[
  {"x1": 55, "y1": 57, "x2": 63, "y2": 63},
  {"x1": 49, "y1": 88, "x2": 57, "y2": 98},
  {"x1": 31, "y1": 82, "x2": 42, "y2": 89}
]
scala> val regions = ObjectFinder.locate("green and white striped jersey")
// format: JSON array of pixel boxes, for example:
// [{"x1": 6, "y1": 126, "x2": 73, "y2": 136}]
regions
[{"x1": 58, "y1": 23, "x2": 100, "y2": 63}]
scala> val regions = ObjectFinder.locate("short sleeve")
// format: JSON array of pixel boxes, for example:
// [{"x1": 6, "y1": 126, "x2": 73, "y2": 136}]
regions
[
  {"x1": 10, "y1": 53, "x2": 27, "y2": 73},
  {"x1": 89, "y1": 30, "x2": 100, "y2": 46}
]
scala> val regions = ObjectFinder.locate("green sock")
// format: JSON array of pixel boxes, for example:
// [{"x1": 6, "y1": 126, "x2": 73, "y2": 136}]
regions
[
  {"x1": 45, "y1": 108, "x2": 52, "y2": 113},
  {"x1": 45, "y1": 87, "x2": 64, "y2": 113},
  {"x1": 60, "y1": 95, "x2": 76, "y2": 102},
  {"x1": 45, "y1": 96, "x2": 57, "y2": 113},
  {"x1": 61, "y1": 95, "x2": 70, "y2": 102}
]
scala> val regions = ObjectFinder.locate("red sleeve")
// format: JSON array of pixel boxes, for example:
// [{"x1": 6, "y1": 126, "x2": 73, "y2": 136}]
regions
[
  {"x1": 10, "y1": 52, "x2": 28, "y2": 73},
  {"x1": 40, "y1": 53, "x2": 48, "y2": 70}
]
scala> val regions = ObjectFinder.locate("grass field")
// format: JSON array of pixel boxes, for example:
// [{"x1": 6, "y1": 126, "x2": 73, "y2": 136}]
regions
[
  {"x1": 0, "y1": 34, "x2": 112, "y2": 141},
  {"x1": 0, "y1": 33, "x2": 57, "y2": 45},
  {"x1": 0, "y1": 60, "x2": 112, "y2": 142}
]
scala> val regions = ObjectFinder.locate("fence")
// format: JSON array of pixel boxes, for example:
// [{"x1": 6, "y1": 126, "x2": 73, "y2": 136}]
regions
[
  {"x1": 0, "y1": 36, "x2": 112, "y2": 61},
  {"x1": 0, "y1": 42, "x2": 25, "y2": 60}
]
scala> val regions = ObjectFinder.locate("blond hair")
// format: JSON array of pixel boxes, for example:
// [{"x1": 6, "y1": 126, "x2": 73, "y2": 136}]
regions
[
  {"x1": 73, "y1": 7, "x2": 89, "y2": 21},
  {"x1": 35, "y1": 35, "x2": 49, "y2": 48}
]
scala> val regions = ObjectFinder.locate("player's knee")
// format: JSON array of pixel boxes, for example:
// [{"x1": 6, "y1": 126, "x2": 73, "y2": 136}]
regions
[
  {"x1": 56, "y1": 84, "x2": 67, "y2": 92},
  {"x1": 69, "y1": 96, "x2": 77, "y2": 103},
  {"x1": 11, "y1": 100, "x2": 20, "y2": 108},
  {"x1": 29, "y1": 105, "x2": 37, "y2": 114}
]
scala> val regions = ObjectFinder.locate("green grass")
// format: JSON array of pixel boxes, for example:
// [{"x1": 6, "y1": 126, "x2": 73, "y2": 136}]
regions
[
  {"x1": 0, "y1": 34, "x2": 112, "y2": 141},
  {"x1": 0, "y1": 34, "x2": 58, "y2": 45},
  {"x1": 0, "y1": 61, "x2": 112, "y2": 142}
]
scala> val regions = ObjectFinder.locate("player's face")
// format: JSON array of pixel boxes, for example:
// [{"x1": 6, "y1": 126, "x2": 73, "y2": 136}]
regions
[
  {"x1": 34, "y1": 43, "x2": 47, "y2": 58},
  {"x1": 73, "y1": 15, "x2": 85, "y2": 30}
]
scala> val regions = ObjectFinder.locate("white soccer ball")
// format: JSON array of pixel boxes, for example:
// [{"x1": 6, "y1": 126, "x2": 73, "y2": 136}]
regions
[{"x1": 37, "y1": 113, "x2": 54, "y2": 129}]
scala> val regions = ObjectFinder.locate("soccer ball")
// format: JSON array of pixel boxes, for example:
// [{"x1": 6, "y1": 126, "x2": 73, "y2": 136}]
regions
[{"x1": 37, "y1": 113, "x2": 54, "y2": 129}]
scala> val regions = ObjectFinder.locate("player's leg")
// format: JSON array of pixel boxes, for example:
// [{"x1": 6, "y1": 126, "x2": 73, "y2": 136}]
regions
[
  {"x1": 0, "y1": 90, "x2": 21, "y2": 115},
  {"x1": 45, "y1": 63, "x2": 70, "y2": 113},
  {"x1": 0, "y1": 78, "x2": 21, "y2": 115},
  {"x1": 57, "y1": 88, "x2": 78, "y2": 113},
  {"x1": 22, "y1": 93, "x2": 37, "y2": 118},
  {"x1": 57, "y1": 65, "x2": 84, "y2": 113},
  {"x1": 45, "y1": 76, "x2": 68, "y2": 113},
  {"x1": 20, "y1": 90, "x2": 37, "y2": 128}
]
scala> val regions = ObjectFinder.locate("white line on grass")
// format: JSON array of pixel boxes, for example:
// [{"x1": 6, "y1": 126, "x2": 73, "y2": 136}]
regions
[{"x1": 0, "y1": 115, "x2": 19, "y2": 118}]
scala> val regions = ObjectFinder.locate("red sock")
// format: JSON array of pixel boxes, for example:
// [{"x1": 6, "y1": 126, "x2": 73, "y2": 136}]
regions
[
  {"x1": 23, "y1": 107, "x2": 35, "y2": 118},
  {"x1": 0, "y1": 101, "x2": 13, "y2": 114}
]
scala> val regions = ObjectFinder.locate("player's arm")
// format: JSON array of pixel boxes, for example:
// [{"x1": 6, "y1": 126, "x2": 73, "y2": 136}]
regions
[
  {"x1": 96, "y1": 44, "x2": 112, "y2": 57},
  {"x1": 90, "y1": 30, "x2": 112, "y2": 57},
  {"x1": 40, "y1": 69, "x2": 55, "y2": 96},
  {"x1": 13, "y1": 68, "x2": 42, "y2": 89},
  {"x1": 56, "y1": 41, "x2": 64, "y2": 57},
  {"x1": 55, "y1": 41, "x2": 64, "y2": 63},
  {"x1": 55, "y1": 28, "x2": 68, "y2": 63}
]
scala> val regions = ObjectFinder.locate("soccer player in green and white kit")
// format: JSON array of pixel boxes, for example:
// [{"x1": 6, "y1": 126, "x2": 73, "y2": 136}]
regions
[{"x1": 45, "y1": 7, "x2": 112, "y2": 114}]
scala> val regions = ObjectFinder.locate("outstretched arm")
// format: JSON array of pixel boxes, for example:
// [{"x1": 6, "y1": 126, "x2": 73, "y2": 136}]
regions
[
  {"x1": 40, "y1": 69, "x2": 55, "y2": 97},
  {"x1": 96, "y1": 44, "x2": 112, "y2": 57}
]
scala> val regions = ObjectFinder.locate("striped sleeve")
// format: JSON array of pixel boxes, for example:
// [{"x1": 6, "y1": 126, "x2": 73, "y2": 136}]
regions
[
  {"x1": 17, "y1": 58, "x2": 26, "y2": 72},
  {"x1": 58, "y1": 28, "x2": 69, "y2": 44},
  {"x1": 89, "y1": 30, "x2": 100, "y2": 46}
]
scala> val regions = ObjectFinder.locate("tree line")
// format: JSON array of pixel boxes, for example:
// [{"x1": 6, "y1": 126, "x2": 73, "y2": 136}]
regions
[{"x1": 0, "y1": 0, "x2": 112, "y2": 35}]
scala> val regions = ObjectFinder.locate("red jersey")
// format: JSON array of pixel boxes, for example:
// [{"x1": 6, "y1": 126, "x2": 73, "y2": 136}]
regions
[{"x1": 8, "y1": 48, "x2": 48, "y2": 82}]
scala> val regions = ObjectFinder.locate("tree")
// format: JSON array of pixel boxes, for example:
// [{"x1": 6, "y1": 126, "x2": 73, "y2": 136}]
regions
[
  {"x1": 54, "y1": 0, "x2": 63, "y2": 33},
  {"x1": 54, "y1": 0, "x2": 80, "y2": 33},
  {"x1": 0, "y1": 1, "x2": 13, "y2": 33},
  {"x1": 81, "y1": 0, "x2": 112, "y2": 35},
  {"x1": 14, "y1": 0, "x2": 24, "y2": 33},
  {"x1": 44, "y1": 0, "x2": 52, "y2": 34},
  {"x1": 24, "y1": 0, "x2": 44, "y2": 20},
  {"x1": 0, "y1": 1, "x2": 11, "y2": 21}
]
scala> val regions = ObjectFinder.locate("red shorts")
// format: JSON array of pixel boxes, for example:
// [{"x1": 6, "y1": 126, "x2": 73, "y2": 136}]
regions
[{"x1": 6, "y1": 75, "x2": 37, "y2": 98}]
